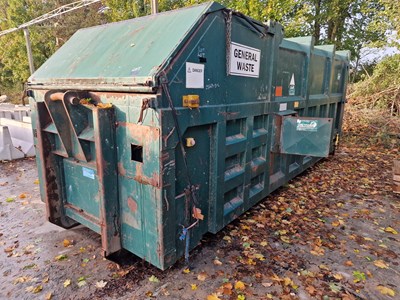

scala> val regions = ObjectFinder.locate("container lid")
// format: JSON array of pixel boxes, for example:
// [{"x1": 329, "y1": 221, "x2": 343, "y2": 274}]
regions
[{"x1": 29, "y1": 1, "x2": 223, "y2": 87}]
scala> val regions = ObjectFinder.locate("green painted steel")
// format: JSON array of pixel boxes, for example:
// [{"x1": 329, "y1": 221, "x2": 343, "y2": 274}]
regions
[
  {"x1": 29, "y1": 2, "x2": 224, "y2": 86},
  {"x1": 280, "y1": 117, "x2": 333, "y2": 157},
  {"x1": 28, "y1": 2, "x2": 349, "y2": 270}
]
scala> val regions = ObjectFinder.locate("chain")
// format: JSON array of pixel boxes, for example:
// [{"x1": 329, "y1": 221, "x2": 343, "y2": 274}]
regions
[{"x1": 225, "y1": 10, "x2": 232, "y2": 76}]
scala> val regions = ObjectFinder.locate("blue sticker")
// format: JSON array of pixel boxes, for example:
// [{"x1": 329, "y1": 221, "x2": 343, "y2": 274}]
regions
[{"x1": 82, "y1": 167, "x2": 95, "y2": 180}]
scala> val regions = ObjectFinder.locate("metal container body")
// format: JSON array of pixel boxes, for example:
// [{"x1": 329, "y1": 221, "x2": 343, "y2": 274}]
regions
[{"x1": 28, "y1": 2, "x2": 349, "y2": 269}]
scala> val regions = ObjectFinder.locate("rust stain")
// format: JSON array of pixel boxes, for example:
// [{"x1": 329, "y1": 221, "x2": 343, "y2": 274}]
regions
[
  {"x1": 127, "y1": 197, "x2": 138, "y2": 212},
  {"x1": 219, "y1": 111, "x2": 240, "y2": 118},
  {"x1": 129, "y1": 26, "x2": 145, "y2": 36},
  {"x1": 161, "y1": 151, "x2": 170, "y2": 162},
  {"x1": 134, "y1": 163, "x2": 160, "y2": 187},
  {"x1": 269, "y1": 153, "x2": 275, "y2": 175},
  {"x1": 118, "y1": 162, "x2": 127, "y2": 176},
  {"x1": 118, "y1": 122, "x2": 160, "y2": 143},
  {"x1": 49, "y1": 92, "x2": 64, "y2": 101},
  {"x1": 90, "y1": 91, "x2": 128, "y2": 101}
]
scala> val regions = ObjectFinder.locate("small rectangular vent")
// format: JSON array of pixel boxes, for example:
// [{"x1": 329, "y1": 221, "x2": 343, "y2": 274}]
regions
[{"x1": 131, "y1": 144, "x2": 143, "y2": 162}]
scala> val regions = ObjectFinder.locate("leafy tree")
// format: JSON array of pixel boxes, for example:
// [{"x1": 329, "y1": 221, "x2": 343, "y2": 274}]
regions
[{"x1": 0, "y1": 0, "x2": 103, "y2": 97}]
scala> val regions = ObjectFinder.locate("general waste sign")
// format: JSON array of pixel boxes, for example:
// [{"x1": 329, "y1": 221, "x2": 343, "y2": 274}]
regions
[{"x1": 229, "y1": 42, "x2": 261, "y2": 78}]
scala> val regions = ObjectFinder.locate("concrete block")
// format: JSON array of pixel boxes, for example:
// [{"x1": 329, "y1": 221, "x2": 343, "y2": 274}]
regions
[
  {"x1": 0, "y1": 110, "x2": 13, "y2": 119},
  {"x1": 0, "y1": 126, "x2": 25, "y2": 160},
  {"x1": 0, "y1": 118, "x2": 35, "y2": 157},
  {"x1": 23, "y1": 116, "x2": 32, "y2": 123},
  {"x1": 13, "y1": 106, "x2": 31, "y2": 121}
]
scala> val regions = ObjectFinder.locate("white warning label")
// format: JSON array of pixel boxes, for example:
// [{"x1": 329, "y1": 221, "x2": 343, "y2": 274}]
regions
[
  {"x1": 186, "y1": 62, "x2": 204, "y2": 89},
  {"x1": 229, "y1": 42, "x2": 261, "y2": 78}
]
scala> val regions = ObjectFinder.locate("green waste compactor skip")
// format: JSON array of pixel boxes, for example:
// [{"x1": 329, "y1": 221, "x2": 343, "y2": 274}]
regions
[{"x1": 27, "y1": 2, "x2": 349, "y2": 270}]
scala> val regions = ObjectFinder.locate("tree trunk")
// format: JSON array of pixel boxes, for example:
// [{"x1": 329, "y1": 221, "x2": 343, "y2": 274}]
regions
[{"x1": 313, "y1": 0, "x2": 321, "y2": 44}]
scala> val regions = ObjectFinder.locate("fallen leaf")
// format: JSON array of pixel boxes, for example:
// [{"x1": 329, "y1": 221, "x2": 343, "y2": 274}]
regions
[
  {"x1": 260, "y1": 241, "x2": 268, "y2": 247},
  {"x1": 333, "y1": 273, "x2": 343, "y2": 280},
  {"x1": 332, "y1": 220, "x2": 344, "y2": 227},
  {"x1": 14, "y1": 276, "x2": 32, "y2": 284},
  {"x1": 55, "y1": 254, "x2": 68, "y2": 261},
  {"x1": 222, "y1": 282, "x2": 233, "y2": 290},
  {"x1": 220, "y1": 283, "x2": 233, "y2": 296},
  {"x1": 23, "y1": 263, "x2": 37, "y2": 270},
  {"x1": 384, "y1": 227, "x2": 398, "y2": 235},
  {"x1": 97, "y1": 103, "x2": 113, "y2": 109},
  {"x1": 42, "y1": 276, "x2": 49, "y2": 283},
  {"x1": 283, "y1": 277, "x2": 293, "y2": 286},
  {"x1": 192, "y1": 207, "x2": 204, "y2": 220},
  {"x1": 310, "y1": 246, "x2": 325, "y2": 256},
  {"x1": 306, "y1": 285, "x2": 316, "y2": 295},
  {"x1": 376, "y1": 285, "x2": 396, "y2": 297},
  {"x1": 207, "y1": 294, "x2": 221, "y2": 300},
  {"x1": 223, "y1": 236, "x2": 231, "y2": 242},
  {"x1": 270, "y1": 273, "x2": 282, "y2": 282},
  {"x1": 345, "y1": 260, "x2": 354, "y2": 266},
  {"x1": 149, "y1": 275, "x2": 159, "y2": 283},
  {"x1": 374, "y1": 260, "x2": 389, "y2": 269},
  {"x1": 283, "y1": 277, "x2": 298, "y2": 289},
  {"x1": 300, "y1": 270, "x2": 315, "y2": 277},
  {"x1": 33, "y1": 179, "x2": 40, "y2": 185},
  {"x1": 95, "y1": 280, "x2": 107, "y2": 288},
  {"x1": 77, "y1": 281, "x2": 87, "y2": 288},
  {"x1": 237, "y1": 295, "x2": 246, "y2": 300},
  {"x1": 319, "y1": 264, "x2": 330, "y2": 271},
  {"x1": 191, "y1": 284, "x2": 198, "y2": 290},
  {"x1": 63, "y1": 279, "x2": 71, "y2": 288},
  {"x1": 330, "y1": 283, "x2": 341, "y2": 293},
  {"x1": 213, "y1": 259, "x2": 223, "y2": 266},
  {"x1": 261, "y1": 282, "x2": 273, "y2": 287},
  {"x1": 5, "y1": 197, "x2": 14, "y2": 203},
  {"x1": 353, "y1": 271, "x2": 366, "y2": 283},
  {"x1": 4, "y1": 246, "x2": 15, "y2": 253},
  {"x1": 234, "y1": 281, "x2": 245, "y2": 290},
  {"x1": 254, "y1": 253, "x2": 265, "y2": 261},
  {"x1": 63, "y1": 240, "x2": 71, "y2": 247},
  {"x1": 280, "y1": 235, "x2": 291, "y2": 243},
  {"x1": 197, "y1": 271, "x2": 208, "y2": 281},
  {"x1": 45, "y1": 292, "x2": 53, "y2": 300},
  {"x1": 26, "y1": 285, "x2": 42, "y2": 294},
  {"x1": 19, "y1": 193, "x2": 27, "y2": 199}
]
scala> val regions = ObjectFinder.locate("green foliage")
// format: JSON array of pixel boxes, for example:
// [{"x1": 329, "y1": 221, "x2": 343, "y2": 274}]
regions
[
  {"x1": 351, "y1": 54, "x2": 400, "y2": 115},
  {"x1": 0, "y1": 0, "x2": 104, "y2": 97},
  {"x1": 104, "y1": 0, "x2": 149, "y2": 21}
]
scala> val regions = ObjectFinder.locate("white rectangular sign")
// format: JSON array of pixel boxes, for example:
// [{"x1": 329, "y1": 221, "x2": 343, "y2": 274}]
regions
[
  {"x1": 229, "y1": 42, "x2": 261, "y2": 78},
  {"x1": 186, "y1": 62, "x2": 204, "y2": 89}
]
